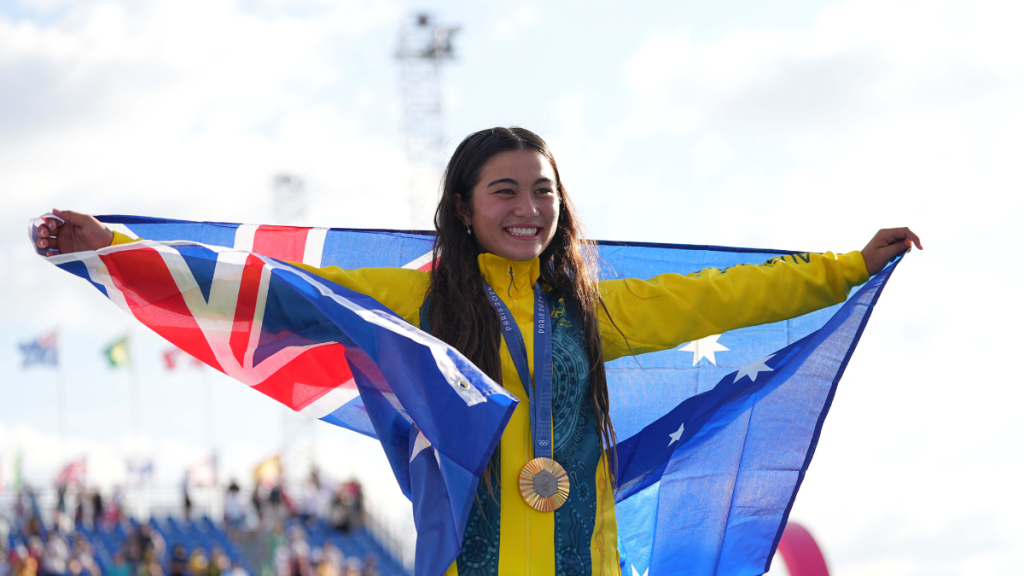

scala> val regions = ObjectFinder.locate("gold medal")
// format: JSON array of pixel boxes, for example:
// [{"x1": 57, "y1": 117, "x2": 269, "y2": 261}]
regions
[{"x1": 518, "y1": 457, "x2": 570, "y2": 512}]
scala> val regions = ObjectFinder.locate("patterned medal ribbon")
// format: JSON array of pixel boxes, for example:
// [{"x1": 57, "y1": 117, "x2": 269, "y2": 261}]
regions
[{"x1": 483, "y1": 280, "x2": 570, "y2": 512}]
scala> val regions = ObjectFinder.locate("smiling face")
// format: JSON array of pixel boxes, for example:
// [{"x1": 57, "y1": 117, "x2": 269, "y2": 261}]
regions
[{"x1": 455, "y1": 149, "x2": 561, "y2": 262}]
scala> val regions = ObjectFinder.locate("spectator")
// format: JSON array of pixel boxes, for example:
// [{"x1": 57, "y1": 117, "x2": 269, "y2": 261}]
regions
[
  {"x1": 311, "y1": 548, "x2": 338, "y2": 576},
  {"x1": 210, "y1": 548, "x2": 232, "y2": 576},
  {"x1": 268, "y1": 483, "x2": 283, "y2": 527},
  {"x1": 362, "y1": 555, "x2": 378, "y2": 576},
  {"x1": 11, "y1": 543, "x2": 38, "y2": 576},
  {"x1": 182, "y1": 475, "x2": 193, "y2": 521},
  {"x1": 39, "y1": 533, "x2": 67, "y2": 576},
  {"x1": 138, "y1": 551, "x2": 165, "y2": 576},
  {"x1": 25, "y1": 539, "x2": 43, "y2": 574},
  {"x1": 69, "y1": 536, "x2": 100, "y2": 576},
  {"x1": 54, "y1": 485, "x2": 67, "y2": 524},
  {"x1": 90, "y1": 490, "x2": 104, "y2": 527},
  {"x1": 106, "y1": 486, "x2": 124, "y2": 526},
  {"x1": 168, "y1": 545, "x2": 188, "y2": 576},
  {"x1": 328, "y1": 487, "x2": 349, "y2": 534},
  {"x1": 286, "y1": 527, "x2": 312, "y2": 576},
  {"x1": 224, "y1": 481, "x2": 245, "y2": 530},
  {"x1": 228, "y1": 562, "x2": 250, "y2": 576},
  {"x1": 73, "y1": 494, "x2": 84, "y2": 528},
  {"x1": 107, "y1": 552, "x2": 131, "y2": 576},
  {"x1": 320, "y1": 543, "x2": 343, "y2": 576},
  {"x1": 341, "y1": 559, "x2": 361, "y2": 576},
  {"x1": 260, "y1": 523, "x2": 285, "y2": 576},
  {"x1": 188, "y1": 547, "x2": 209, "y2": 576},
  {"x1": 298, "y1": 471, "x2": 320, "y2": 526},
  {"x1": 251, "y1": 485, "x2": 264, "y2": 525}
]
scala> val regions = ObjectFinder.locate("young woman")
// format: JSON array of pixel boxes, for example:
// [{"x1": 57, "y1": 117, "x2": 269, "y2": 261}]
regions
[{"x1": 36, "y1": 127, "x2": 921, "y2": 576}]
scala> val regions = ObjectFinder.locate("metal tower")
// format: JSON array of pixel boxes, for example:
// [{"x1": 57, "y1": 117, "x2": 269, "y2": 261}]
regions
[{"x1": 396, "y1": 13, "x2": 460, "y2": 230}]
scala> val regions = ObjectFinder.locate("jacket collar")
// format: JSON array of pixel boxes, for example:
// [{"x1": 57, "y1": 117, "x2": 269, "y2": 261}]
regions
[{"x1": 477, "y1": 252, "x2": 541, "y2": 298}]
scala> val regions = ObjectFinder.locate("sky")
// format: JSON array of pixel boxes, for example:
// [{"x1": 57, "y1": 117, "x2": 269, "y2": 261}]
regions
[{"x1": 1, "y1": 0, "x2": 1022, "y2": 574}]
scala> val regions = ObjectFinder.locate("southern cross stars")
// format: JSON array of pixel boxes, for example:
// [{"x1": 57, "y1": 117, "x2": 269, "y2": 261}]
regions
[
  {"x1": 668, "y1": 421, "x2": 685, "y2": 446},
  {"x1": 680, "y1": 334, "x2": 729, "y2": 366},
  {"x1": 733, "y1": 354, "x2": 775, "y2": 383}
]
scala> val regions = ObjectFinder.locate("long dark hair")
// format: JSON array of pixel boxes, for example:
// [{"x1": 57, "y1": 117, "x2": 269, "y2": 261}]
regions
[{"x1": 427, "y1": 127, "x2": 617, "y2": 492}]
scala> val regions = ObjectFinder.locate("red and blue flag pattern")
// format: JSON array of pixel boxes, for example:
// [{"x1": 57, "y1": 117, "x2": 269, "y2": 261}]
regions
[{"x1": 46, "y1": 215, "x2": 902, "y2": 576}]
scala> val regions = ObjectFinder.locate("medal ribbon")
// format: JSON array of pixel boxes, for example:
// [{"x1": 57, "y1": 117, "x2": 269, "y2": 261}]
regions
[{"x1": 482, "y1": 281, "x2": 553, "y2": 460}]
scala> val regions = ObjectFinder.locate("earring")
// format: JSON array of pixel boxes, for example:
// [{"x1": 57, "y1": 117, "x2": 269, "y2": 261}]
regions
[{"x1": 464, "y1": 221, "x2": 472, "y2": 235}]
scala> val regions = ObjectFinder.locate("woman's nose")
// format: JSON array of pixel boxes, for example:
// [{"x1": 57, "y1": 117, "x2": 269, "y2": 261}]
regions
[{"x1": 514, "y1": 194, "x2": 541, "y2": 216}]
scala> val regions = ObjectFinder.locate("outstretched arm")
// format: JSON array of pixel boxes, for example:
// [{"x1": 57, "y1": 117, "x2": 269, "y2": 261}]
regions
[
  {"x1": 599, "y1": 228, "x2": 922, "y2": 362},
  {"x1": 33, "y1": 209, "x2": 430, "y2": 325}
]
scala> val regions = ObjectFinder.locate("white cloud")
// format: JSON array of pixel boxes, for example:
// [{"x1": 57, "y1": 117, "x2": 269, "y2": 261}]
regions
[{"x1": 492, "y1": 4, "x2": 539, "y2": 41}]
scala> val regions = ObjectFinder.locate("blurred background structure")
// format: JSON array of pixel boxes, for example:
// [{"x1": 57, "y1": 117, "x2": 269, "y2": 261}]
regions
[
  {"x1": 396, "y1": 12, "x2": 460, "y2": 229},
  {"x1": 2, "y1": 1, "x2": 1023, "y2": 575}
]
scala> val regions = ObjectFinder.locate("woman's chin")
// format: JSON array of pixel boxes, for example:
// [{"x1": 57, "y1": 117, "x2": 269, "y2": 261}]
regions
[{"x1": 489, "y1": 243, "x2": 543, "y2": 262}]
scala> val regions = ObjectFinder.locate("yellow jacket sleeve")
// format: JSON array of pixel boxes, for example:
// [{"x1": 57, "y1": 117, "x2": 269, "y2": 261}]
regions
[
  {"x1": 288, "y1": 263, "x2": 430, "y2": 326},
  {"x1": 112, "y1": 231, "x2": 429, "y2": 325},
  {"x1": 598, "y1": 251, "x2": 869, "y2": 362}
]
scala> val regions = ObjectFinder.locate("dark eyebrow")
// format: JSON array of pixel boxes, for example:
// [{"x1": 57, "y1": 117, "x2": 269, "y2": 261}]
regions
[
  {"x1": 486, "y1": 177, "x2": 553, "y2": 187},
  {"x1": 487, "y1": 178, "x2": 518, "y2": 187}
]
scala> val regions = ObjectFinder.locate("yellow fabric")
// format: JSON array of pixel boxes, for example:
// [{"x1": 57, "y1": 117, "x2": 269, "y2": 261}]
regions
[
  {"x1": 110, "y1": 230, "x2": 137, "y2": 245},
  {"x1": 597, "y1": 251, "x2": 868, "y2": 361},
  {"x1": 114, "y1": 226, "x2": 869, "y2": 575},
  {"x1": 591, "y1": 454, "x2": 620, "y2": 575}
]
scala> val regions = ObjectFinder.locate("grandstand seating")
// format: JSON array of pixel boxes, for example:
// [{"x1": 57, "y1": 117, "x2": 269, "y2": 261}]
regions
[{"x1": 7, "y1": 516, "x2": 409, "y2": 576}]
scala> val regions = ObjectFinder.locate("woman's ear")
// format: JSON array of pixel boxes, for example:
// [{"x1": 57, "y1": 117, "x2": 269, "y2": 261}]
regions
[{"x1": 454, "y1": 193, "x2": 470, "y2": 224}]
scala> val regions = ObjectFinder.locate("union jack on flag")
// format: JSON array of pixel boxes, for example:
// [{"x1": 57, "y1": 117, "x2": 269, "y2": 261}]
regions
[{"x1": 45, "y1": 215, "x2": 902, "y2": 576}]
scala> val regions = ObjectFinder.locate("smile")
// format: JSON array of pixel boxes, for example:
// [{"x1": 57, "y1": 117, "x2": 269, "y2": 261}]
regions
[{"x1": 505, "y1": 227, "x2": 540, "y2": 237}]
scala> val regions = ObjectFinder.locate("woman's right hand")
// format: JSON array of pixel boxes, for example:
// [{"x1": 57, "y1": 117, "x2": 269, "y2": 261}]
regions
[{"x1": 35, "y1": 209, "x2": 114, "y2": 256}]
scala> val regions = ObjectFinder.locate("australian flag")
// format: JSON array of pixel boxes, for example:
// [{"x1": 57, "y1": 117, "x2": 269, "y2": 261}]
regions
[
  {"x1": 19, "y1": 331, "x2": 58, "y2": 368},
  {"x1": 44, "y1": 215, "x2": 901, "y2": 576}
]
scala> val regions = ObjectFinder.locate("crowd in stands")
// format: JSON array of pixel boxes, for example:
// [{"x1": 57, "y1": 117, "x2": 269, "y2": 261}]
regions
[
  {"x1": 1, "y1": 470, "x2": 401, "y2": 576},
  {"x1": 225, "y1": 469, "x2": 384, "y2": 576},
  {"x1": 227, "y1": 470, "x2": 365, "y2": 535}
]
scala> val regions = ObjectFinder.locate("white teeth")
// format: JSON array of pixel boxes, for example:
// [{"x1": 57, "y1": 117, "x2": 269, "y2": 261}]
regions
[{"x1": 506, "y1": 227, "x2": 539, "y2": 236}]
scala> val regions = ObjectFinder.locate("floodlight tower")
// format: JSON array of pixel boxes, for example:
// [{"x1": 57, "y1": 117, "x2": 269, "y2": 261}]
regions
[{"x1": 396, "y1": 13, "x2": 460, "y2": 229}]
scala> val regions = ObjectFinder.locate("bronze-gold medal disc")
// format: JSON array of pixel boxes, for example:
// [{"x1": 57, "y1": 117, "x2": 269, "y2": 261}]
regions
[{"x1": 518, "y1": 457, "x2": 570, "y2": 512}]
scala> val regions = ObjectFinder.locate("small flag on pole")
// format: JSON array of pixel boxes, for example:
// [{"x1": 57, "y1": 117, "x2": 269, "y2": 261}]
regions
[
  {"x1": 103, "y1": 335, "x2": 131, "y2": 368},
  {"x1": 163, "y1": 347, "x2": 204, "y2": 370},
  {"x1": 253, "y1": 455, "x2": 282, "y2": 486},
  {"x1": 19, "y1": 331, "x2": 58, "y2": 368},
  {"x1": 126, "y1": 458, "x2": 154, "y2": 486},
  {"x1": 56, "y1": 459, "x2": 87, "y2": 486},
  {"x1": 188, "y1": 454, "x2": 218, "y2": 487}
]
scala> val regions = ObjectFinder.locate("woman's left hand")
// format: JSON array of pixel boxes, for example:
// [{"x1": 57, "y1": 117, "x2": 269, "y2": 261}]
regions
[{"x1": 861, "y1": 227, "x2": 922, "y2": 275}]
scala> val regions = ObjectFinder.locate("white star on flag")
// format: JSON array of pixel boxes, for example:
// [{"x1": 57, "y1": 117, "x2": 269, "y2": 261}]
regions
[
  {"x1": 668, "y1": 421, "x2": 685, "y2": 446},
  {"x1": 733, "y1": 354, "x2": 775, "y2": 383},
  {"x1": 680, "y1": 334, "x2": 729, "y2": 366},
  {"x1": 410, "y1": 431, "x2": 432, "y2": 461},
  {"x1": 631, "y1": 566, "x2": 649, "y2": 576}
]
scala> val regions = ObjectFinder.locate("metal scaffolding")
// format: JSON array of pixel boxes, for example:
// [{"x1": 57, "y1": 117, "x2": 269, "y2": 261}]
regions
[{"x1": 396, "y1": 13, "x2": 460, "y2": 230}]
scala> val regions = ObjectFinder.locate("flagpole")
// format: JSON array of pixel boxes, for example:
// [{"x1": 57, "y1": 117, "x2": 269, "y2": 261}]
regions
[
  {"x1": 129, "y1": 329, "x2": 140, "y2": 445},
  {"x1": 202, "y1": 365, "x2": 213, "y2": 453},
  {"x1": 56, "y1": 327, "x2": 67, "y2": 462},
  {"x1": 127, "y1": 329, "x2": 141, "y2": 520}
]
